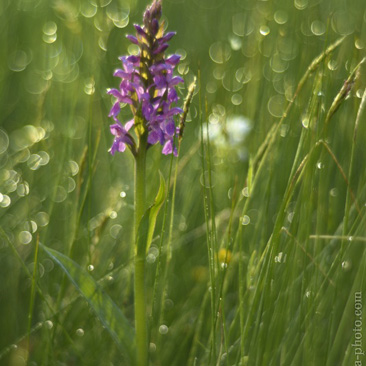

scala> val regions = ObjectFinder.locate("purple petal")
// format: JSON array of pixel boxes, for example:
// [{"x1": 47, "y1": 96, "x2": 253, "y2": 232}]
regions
[
  {"x1": 168, "y1": 88, "x2": 178, "y2": 102},
  {"x1": 165, "y1": 120, "x2": 176, "y2": 136},
  {"x1": 107, "y1": 88, "x2": 123, "y2": 99},
  {"x1": 110, "y1": 122, "x2": 126, "y2": 136},
  {"x1": 125, "y1": 119, "x2": 134, "y2": 131},
  {"x1": 166, "y1": 54, "x2": 181, "y2": 66},
  {"x1": 126, "y1": 34, "x2": 138, "y2": 44},
  {"x1": 169, "y1": 76, "x2": 184, "y2": 86},
  {"x1": 151, "y1": 19, "x2": 159, "y2": 35},
  {"x1": 127, "y1": 55, "x2": 140, "y2": 64},
  {"x1": 160, "y1": 32, "x2": 176, "y2": 43},
  {"x1": 162, "y1": 139, "x2": 173, "y2": 155},
  {"x1": 167, "y1": 107, "x2": 183, "y2": 116},
  {"x1": 148, "y1": 129, "x2": 161, "y2": 144},
  {"x1": 150, "y1": 63, "x2": 169, "y2": 74},
  {"x1": 134, "y1": 24, "x2": 147, "y2": 38},
  {"x1": 153, "y1": 43, "x2": 169, "y2": 55},
  {"x1": 114, "y1": 69, "x2": 131, "y2": 79},
  {"x1": 109, "y1": 102, "x2": 120, "y2": 117}
]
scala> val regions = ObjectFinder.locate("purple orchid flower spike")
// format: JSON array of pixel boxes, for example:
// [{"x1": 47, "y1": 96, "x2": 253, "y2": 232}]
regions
[{"x1": 107, "y1": 0, "x2": 183, "y2": 156}]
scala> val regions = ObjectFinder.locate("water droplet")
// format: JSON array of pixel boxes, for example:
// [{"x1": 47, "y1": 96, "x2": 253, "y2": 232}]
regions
[
  {"x1": 274, "y1": 252, "x2": 284, "y2": 263},
  {"x1": 87, "y1": 264, "x2": 94, "y2": 272},
  {"x1": 68, "y1": 160, "x2": 79, "y2": 176},
  {"x1": 35, "y1": 211, "x2": 49, "y2": 227},
  {"x1": 0, "y1": 194, "x2": 11, "y2": 208},
  {"x1": 305, "y1": 290, "x2": 311, "y2": 298},
  {"x1": 229, "y1": 35, "x2": 242, "y2": 51},
  {"x1": 355, "y1": 39, "x2": 365, "y2": 50},
  {"x1": 301, "y1": 116, "x2": 309, "y2": 129},
  {"x1": 149, "y1": 343, "x2": 156, "y2": 352},
  {"x1": 316, "y1": 161, "x2": 324, "y2": 170},
  {"x1": 53, "y1": 186, "x2": 67, "y2": 203},
  {"x1": 287, "y1": 212, "x2": 294, "y2": 223},
  {"x1": 39, "y1": 151, "x2": 50, "y2": 166},
  {"x1": 176, "y1": 48, "x2": 187, "y2": 61},
  {"x1": 19, "y1": 231, "x2": 32, "y2": 245},
  {"x1": 294, "y1": 0, "x2": 308, "y2": 10},
  {"x1": 231, "y1": 94, "x2": 243, "y2": 105},
  {"x1": 241, "y1": 215, "x2": 250, "y2": 225},
  {"x1": 45, "y1": 320, "x2": 53, "y2": 329},
  {"x1": 27, "y1": 154, "x2": 42, "y2": 170},
  {"x1": 311, "y1": 20, "x2": 326, "y2": 36},
  {"x1": 120, "y1": 191, "x2": 126, "y2": 198},
  {"x1": 81, "y1": 2, "x2": 97, "y2": 18},
  {"x1": 280, "y1": 124, "x2": 289, "y2": 137},
  {"x1": 242, "y1": 187, "x2": 249, "y2": 197},
  {"x1": 17, "y1": 182, "x2": 30, "y2": 197},
  {"x1": 356, "y1": 89, "x2": 364, "y2": 98},
  {"x1": 270, "y1": 54, "x2": 289, "y2": 73},
  {"x1": 76, "y1": 328, "x2": 84, "y2": 337},
  {"x1": 110, "y1": 224, "x2": 122, "y2": 239},
  {"x1": 259, "y1": 25, "x2": 270, "y2": 36},
  {"x1": 209, "y1": 41, "x2": 231, "y2": 64},
  {"x1": 268, "y1": 94, "x2": 286, "y2": 118},
  {"x1": 348, "y1": 236, "x2": 353, "y2": 242},
  {"x1": 159, "y1": 325, "x2": 169, "y2": 335},
  {"x1": 327, "y1": 60, "x2": 338, "y2": 71},
  {"x1": 67, "y1": 177, "x2": 76, "y2": 193},
  {"x1": 342, "y1": 260, "x2": 351, "y2": 271},
  {"x1": 146, "y1": 253, "x2": 156, "y2": 264},
  {"x1": 0, "y1": 129, "x2": 9, "y2": 154},
  {"x1": 43, "y1": 21, "x2": 57, "y2": 36},
  {"x1": 109, "y1": 211, "x2": 117, "y2": 219},
  {"x1": 274, "y1": 10, "x2": 288, "y2": 24},
  {"x1": 8, "y1": 50, "x2": 31, "y2": 72}
]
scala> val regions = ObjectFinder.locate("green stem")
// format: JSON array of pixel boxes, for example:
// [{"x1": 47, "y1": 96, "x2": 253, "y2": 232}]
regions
[{"x1": 134, "y1": 134, "x2": 148, "y2": 366}]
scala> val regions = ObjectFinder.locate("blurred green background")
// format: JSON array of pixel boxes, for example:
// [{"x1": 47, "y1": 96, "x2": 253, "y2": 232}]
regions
[{"x1": 1, "y1": 0, "x2": 366, "y2": 365}]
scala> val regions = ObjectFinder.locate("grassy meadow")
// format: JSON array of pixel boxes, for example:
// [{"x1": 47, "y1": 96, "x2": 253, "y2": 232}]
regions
[{"x1": 1, "y1": 0, "x2": 366, "y2": 365}]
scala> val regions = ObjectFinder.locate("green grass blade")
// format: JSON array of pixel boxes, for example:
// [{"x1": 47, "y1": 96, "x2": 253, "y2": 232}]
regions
[{"x1": 40, "y1": 243, "x2": 136, "y2": 364}]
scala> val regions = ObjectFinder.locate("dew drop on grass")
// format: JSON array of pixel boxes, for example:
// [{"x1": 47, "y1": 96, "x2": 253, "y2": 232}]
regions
[
  {"x1": 316, "y1": 161, "x2": 324, "y2": 170},
  {"x1": 67, "y1": 177, "x2": 76, "y2": 193},
  {"x1": 241, "y1": 215, "x2": 250, "y2": 225},
  {"x1": 146, "y1": 253, "x2": 156, "y2": 264},
  {"x1": 327, "y1": 60, "x2": 338, "y2": 71},
  {"x1": 17, "y1": 182, "x2": 30, "y2": 196},
  {"x1": 35, "y1": 211, "x2": 49, "y2": 227},
  {"x1": 294, "y1": 0, "x2": 308, "y2": 10},
  {"x1": 268, "y1": 94, "x2": 286, "y2": 118},
  {"x1": 45, "y1": 320, "x2": 53, "y2": 329},
  {"x1": 242, "y1": 187, "x2": 249, "y2": 197},
  {"x1": 149, "y1": 343, "x2": 156, "y2": 352},
  {"x1": 159, "y1": 325, "x2": 168, "y2": 335},
  {"x1": 19, "y1": 231, "x2": 32, "y2": 245},
  {"x1": 120, "y1": 191, "x2": 126, "y2": 198},
  {"x1": 0, "y1": 194, "x2": 11, "y2": 207},
  {"x1": 53, "y1": 186, "x2": 67, "y2": 203},
  {"x1": 342, "y1": 260, "x2": 351, "y2": 271},
  {"x1": 27, "y1": 154, "x2": 42, "y2": 170},
  {"x1": 311, "y1": 20, "x2": 326, "y2": 36},
  {"x1": 68, "y1": 160, "x2": 79, "y2": 176},
  {"x1": 231, "y1": 94, "x2": 242, "y2": 105},
  {"x1": 87, "y1": 264, "x2": 94, "y2": 272},
  {"x1": 76, "y1": 328, "x2": 84, "y2": 337},
  {"x1": 0, "y1": 129, "x2": 9, "y2": 154},
  {"x1": 301, "y1": 116, "x2": 309, "y2": 129},
  {"x1": 109, "y1": 210, "x2": 117, "y2": 219},
  {"x1": 274, "y1": 10, "x2": 288, "y2": 25},
  {"x1": 110, "y1": 224, "x2": 122, "y2": 239},
  {"x1": 209, "y1": 41, "x2": 231, "y2": 64},
  {"x1": 259, "y1": 25, "x2": 270, "y2": 36}
]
